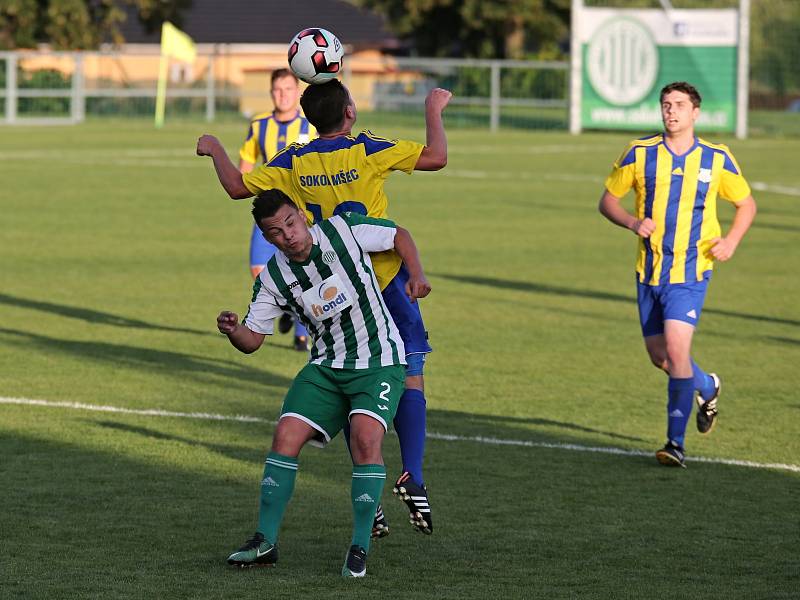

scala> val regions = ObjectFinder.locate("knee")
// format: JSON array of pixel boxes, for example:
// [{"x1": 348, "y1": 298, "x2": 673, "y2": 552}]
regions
[
  {"x1": 350, "y1": 427, "x2": 383, "y2": 463},
  {"x1": 646, "y1": 348, "x2": 667, "y2": 371}
]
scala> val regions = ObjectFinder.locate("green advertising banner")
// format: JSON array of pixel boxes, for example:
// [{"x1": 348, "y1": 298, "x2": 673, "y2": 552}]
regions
[{"x1": 579, "y1": 7, "x2": 740, "y2": 132}]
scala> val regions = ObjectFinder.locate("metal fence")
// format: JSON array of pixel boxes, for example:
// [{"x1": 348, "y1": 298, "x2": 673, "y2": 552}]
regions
[{"x1": 0, "y1": 50, "x2": 570, "y2": 131}]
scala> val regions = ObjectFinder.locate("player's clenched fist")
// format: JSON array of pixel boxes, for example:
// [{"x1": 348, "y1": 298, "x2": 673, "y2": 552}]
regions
[
  {"x1": 631, "y1": 217, "x2": 656, "y2": 238},
  {"x1": 405, "y1": 275, "x2": 431, "y2": 303},
  {"x1": 197, "y1": 134, "x2": 221, "y2": 156},
  {"x1": 425, "y1": 88, "x2": 452, "y2": 113},
  {"x1": 217, "y1": 311, "x2": 239, "y2": 334}
]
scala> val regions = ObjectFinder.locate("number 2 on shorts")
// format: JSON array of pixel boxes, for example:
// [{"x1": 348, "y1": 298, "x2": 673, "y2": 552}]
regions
[{"x1": 377, "y1": 381, "x2": 391, "y2": 410}]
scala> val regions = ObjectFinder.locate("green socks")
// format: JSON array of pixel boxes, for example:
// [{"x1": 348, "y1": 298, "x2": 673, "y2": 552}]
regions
[
  {"x1": 351, "y1": 464, "x2": 386, "y2": 552},
  {"x1": 257, "y1": 452, "x2": 298, "y2": 545}
]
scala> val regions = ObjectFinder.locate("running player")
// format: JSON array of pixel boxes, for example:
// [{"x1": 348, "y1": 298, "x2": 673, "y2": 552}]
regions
[
  {"x1": 598, "y1": 81, "x2": 757, "y2": 467},
  {"x1": 219, "y1": 189, "x2": 431, "y2": 576},
  {"x1": 198, "y1": 80, "x2": 451, "y2": 533},
  {"x1": 239, "y1": 68, "x2": 316, "y2": 351}
]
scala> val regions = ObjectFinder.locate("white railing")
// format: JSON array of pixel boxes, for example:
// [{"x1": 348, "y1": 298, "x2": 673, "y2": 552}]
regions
[{"x1": 0, "y1": 50, "x2": 570, "y2": 131}]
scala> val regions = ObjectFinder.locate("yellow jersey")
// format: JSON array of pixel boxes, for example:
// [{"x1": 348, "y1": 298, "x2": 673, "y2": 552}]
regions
[
  {"x1": 605, "y1": 134, "x2": 751, "y2": 285},
  {"x1": 242, "y1": 130, "x2": 424, "y2": 289},
  {"x1": 238, "y1": 110, "x2": 315, "y2": 165}
]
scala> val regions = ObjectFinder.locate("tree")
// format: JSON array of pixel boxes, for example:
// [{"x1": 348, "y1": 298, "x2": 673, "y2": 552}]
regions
[
  {"x1": 0, "y1": 0, "x2": 192, "y2": 50},
  {"x1": 351, "y1": 0, "x2": 571, "y2": 59}
]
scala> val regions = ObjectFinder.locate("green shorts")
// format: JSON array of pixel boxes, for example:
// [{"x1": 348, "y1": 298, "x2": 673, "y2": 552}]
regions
[{"x1": 280, "y1": 363, "x2": 406, "y2": 447}]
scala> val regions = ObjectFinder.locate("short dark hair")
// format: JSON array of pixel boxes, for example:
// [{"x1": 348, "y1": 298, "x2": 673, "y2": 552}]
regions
[
  {"x1": 660, "y1": 81, "x2": 702, "y2": 107},
  {"x1": 252, "y1": 189, "x2": 299, "y2": 226},
  {"x1": 300, "y1": 79, "x2": 349, "y2": 133},
  {"x1": 271, "y1": 68, "x2": 298, "y2": 86}
]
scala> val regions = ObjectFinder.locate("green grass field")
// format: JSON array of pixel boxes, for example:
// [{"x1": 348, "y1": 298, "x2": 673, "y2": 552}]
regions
[{"x1": 1, "y1": 117, "x2": 798, "y2": 599}]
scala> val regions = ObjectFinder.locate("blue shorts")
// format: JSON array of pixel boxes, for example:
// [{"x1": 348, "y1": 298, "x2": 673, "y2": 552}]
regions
[
  {"x1": 249, "y1": 223, "x2": 277, "y2": 269},
  {"x1": 637, "y1": 274, "x2": 710, "y2": 337},
  {"x1": 382, "y1": 264, "x2": 432, "y2": 374}
]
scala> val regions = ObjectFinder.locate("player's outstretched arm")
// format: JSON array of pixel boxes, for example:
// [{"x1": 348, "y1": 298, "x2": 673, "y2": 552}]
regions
[
  {"x1": 415, "y1": 88, "x2": 452, "y2": 171},
  {"x1": 196, "y1": 135, "x2": 252, "y2": 199},
  {"x1": 710, "y1": 195, "x2": 757, "y2": 262},
  {"x1": 393, "y1": 226, "x2": 431, "y2": 302},
  {"x1": 598, "y1": 189, "x2": 655, "y2": 238},
  {"x1": 217, "y1": 311, "x2": 265, "y2": 353}
]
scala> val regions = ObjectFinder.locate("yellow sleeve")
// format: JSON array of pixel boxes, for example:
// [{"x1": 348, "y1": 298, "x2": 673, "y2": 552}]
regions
[
  {"x1": 718, "y1": 148, "x2": 752, "y2": 203},
  {"x1": 242, "y1": 162, "x2": 293, "y2": 195},
  {"x1": 603, "y1": 144, "x2": 637, "y2": 198},
  {"x1": 238, "y1": 122, "x2": 260, "y2": 164},
  {"x1": 364, "y1": 134, "x2": 424, "y2": 175},
  {"x1": 604, "y1": 164, "x2": 635, "y2": 199}
]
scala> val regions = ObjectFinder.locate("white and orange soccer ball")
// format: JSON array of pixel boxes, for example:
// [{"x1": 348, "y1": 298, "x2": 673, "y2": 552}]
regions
[{"x1": 288, "y1": 28, "x2": 344, "y2": 84}]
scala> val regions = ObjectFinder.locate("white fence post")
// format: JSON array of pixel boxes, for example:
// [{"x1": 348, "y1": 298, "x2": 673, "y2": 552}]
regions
[
  {"x1": 206, "y1": 52, "x2": 215, "y2": 123},
  {"x1": 569, "y1": 0, "x2": 583, "y2": 135},
  {"x1": 490, "y1": 61, "x2": 500, "y2": 133},
  {"x1": 736, "y1": 0, "x2": 750, "y2": 139},
  {"x1": 5, "y1": 53, "x2": 18, "y2": 124},
  {"x1": 71, "y1": 52, "x2": 85, "y2": 123}
]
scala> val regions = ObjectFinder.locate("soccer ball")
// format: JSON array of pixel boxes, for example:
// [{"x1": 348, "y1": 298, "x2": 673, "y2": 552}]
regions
[{"x1": 288, "y1": 28, "x2": 344, "y2": 84}]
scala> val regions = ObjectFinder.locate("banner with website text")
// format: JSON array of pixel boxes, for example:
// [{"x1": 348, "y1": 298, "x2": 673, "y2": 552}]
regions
[{"x1": 578, "y1": 7, "x2": 740, "y2": 132}]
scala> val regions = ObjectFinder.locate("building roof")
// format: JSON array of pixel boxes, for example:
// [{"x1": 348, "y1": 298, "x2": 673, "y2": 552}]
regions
[{"x1": 117, "y1": 0, "x2": 398, "y2": 49}]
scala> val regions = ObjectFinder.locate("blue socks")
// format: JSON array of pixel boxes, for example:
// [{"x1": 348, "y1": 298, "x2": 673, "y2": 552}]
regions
[
  {"x1": 692, "y1": 359, "x2": 716, "y2": 401},
  {"x1": 666, "y1": 377, "x2": 694, "y2": 447},
  {"x1": 393, "y1": 389, "x2": 427, "y2": 485}
]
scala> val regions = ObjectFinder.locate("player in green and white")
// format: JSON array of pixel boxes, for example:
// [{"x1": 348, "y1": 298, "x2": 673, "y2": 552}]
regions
[{"x1": 217, "y1": 188, "x2": 431, "y2": 577}]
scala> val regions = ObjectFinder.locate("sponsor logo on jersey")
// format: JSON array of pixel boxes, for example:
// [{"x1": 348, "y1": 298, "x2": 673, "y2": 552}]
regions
[
  {"x1": 301, "y1": 273, "x2": 353, "y2": 321},
  {"x1": 311, "y1": 288, "x2": 348, "y2": 318},
  {"x1": 299, "y1": 169, "x2": 360, "y2": 187}
]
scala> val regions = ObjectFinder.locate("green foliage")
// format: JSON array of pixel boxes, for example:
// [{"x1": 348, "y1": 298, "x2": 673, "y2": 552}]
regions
[
  {"x1": 0, "y1": 0, "x2": 192, "y2": 50},
  {"x1": 353, "y1": 0, "x2": 570, "y2": 58},
  {"x1": 0, "y1": 0, "x2": 39, "y2": 49},
  {"x1": 15, "y1": 67, "x2": 70, "y2": 114}
]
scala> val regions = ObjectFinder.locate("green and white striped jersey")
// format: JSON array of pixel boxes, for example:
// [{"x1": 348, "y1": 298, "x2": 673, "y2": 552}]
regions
[{"x1": 243, "y1": 212, "x2": 406, "y2": 369}]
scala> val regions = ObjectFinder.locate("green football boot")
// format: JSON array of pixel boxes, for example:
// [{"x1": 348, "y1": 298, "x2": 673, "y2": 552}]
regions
[{"x1": 227, "y1": 532, "x2": 278, "y2": 568}]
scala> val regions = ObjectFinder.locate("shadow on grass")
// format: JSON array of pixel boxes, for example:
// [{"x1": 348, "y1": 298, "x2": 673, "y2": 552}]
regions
[
  {"x1": 0, "y1": 327, "x2": 292, "y2": 390},
  {"x1": 1, "y1": 415, "x2": 797, "y2": 599},
  {"x1": 93, "y1": 420, "x2": 265, "y2": 463},
  {"x1": 431, "y1": 272, "x2": 800, "y2": 328},
  {"x1": 427, "y1": 408, "x2": 648, "y2": 444},
  {"x1": 0, "y1": 292, "x2": 212, "y2": 337}
]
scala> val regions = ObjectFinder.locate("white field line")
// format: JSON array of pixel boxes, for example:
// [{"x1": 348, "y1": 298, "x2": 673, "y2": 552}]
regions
[{"x1": 2, "y1": 396, "x2": 798, "y2": 474}]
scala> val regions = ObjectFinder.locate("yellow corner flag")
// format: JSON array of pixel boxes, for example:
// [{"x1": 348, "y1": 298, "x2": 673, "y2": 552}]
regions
[{"x1": 155, "y1": 22, "x2": 196, "y2": 128}]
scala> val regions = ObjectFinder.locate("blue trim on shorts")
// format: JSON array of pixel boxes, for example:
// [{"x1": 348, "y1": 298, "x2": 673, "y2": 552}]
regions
[
  {"x1": 405, "y1": 352, "x2": 426, "y2": 376},
  {"x1": 637, "y1": 272, "x2": 711, "y2": 337},
  {"x1": 381, "y1": 264, "x2": 432, "y2": 361}
]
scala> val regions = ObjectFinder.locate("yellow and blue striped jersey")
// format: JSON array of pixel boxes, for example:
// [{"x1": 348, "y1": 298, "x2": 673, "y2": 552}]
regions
[
  {"x1": 242, "y1": 130, "x2": 424, "y2": 289},
  {"x1": 605, "y1": 134, "x2": 751, "y2": 286},
  {"x1": 238, "y1": 110, "x2": 316, "y2": 164}
]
